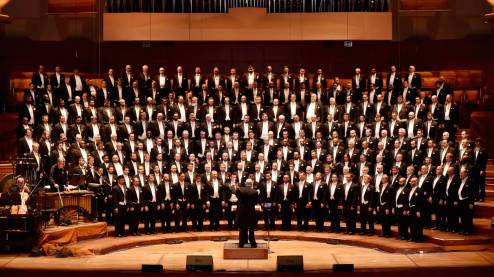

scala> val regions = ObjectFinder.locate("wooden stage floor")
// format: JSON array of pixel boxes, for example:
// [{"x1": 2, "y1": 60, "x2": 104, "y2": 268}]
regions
[
  {"x1": 2, "y1": 219, "x2": 494, "y2": 274},
  {"x1": 1, "y1": 240, "x2": 494, "y2": 274}
]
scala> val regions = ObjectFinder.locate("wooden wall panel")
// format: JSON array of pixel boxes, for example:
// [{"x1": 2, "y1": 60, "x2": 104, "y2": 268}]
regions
[
  {"x1": 400, "y1": 0, "x2": 449, "y2": 11},
  {"x1": 103, "y1": 8, "x2": 392, "y2": 41},
  {"x1": 47, "y1": 0, "x2": 97, "y2": 14}
]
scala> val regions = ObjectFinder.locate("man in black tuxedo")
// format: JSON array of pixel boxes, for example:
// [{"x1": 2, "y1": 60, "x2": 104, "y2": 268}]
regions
[
  {"x1": 294, "y1": 172, "x2": 311, "y2": 231},
  {"x1": 69, "y1": 68, "x2": 87, "y2": 98},
  {"x1": 342, "y1": 173, "x2": 359, "y2": 234},
  {"x1": 50, "y1": 65, "x2": 65, "y2": 91},
  {"x1": 127, "y1": 176, "x2": 143, "y2": 236},
  {"x1": 351, "y1": 67, "x2": 366, "y2": 102},
  {"x1": 113, "y1": 175, "x2": 127, "y2": 237},
  {"x1": 458, "y1": 168, "x2": 475, "y2": 235},
  {"x1": 367, "y1": 67, "x2": 383, "y2": 93},
  {"x1": 235, "y1": 178, "x2": 259, "y2": 248},
  {"x1": 405, "y1": 65, "x2": 422, "y2": 91},
  {"x1": 377, "y1": 174, "x2": 393, "y2": 237},
  {"x1": 32, "y1": 65, "x2": 48, "y2": 92},
  {"x1": 393, "y1": 177, "x2": 409, "y2": 240}
]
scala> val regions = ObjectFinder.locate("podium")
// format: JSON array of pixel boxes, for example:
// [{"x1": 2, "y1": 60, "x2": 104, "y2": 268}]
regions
[{"x1": 223, "y1": 243, "x2": 268, "y2": 259}]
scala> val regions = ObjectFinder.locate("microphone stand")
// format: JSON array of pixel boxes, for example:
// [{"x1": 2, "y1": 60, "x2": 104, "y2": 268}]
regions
[
  {"x1": 263, "y1": 204, "x2": 275, "y2": 254},
  {"x1": 267, "y1": 206, "x2": 273, "y2": 254}
]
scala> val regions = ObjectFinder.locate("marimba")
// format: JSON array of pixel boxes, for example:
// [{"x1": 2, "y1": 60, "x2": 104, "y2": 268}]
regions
[{"x1": 38, "y1": 190, "x2": 94, "y2": 224}]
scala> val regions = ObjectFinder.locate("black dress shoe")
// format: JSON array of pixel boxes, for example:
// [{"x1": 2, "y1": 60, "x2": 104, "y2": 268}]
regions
[
  {"x1": 251, "y1": 244, "x2": 257, "y2": 248},
  {"x1": 238, "y1": 244, "x2": 244, "y2": 248}
]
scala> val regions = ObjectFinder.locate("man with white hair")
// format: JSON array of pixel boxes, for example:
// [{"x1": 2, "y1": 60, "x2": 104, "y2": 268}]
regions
[
  {"x1": 407, "y1": 65, "x2": 422, "y2": 91},
  {"x1": 138, "y1": 64, "x2": 152, "y2": 91}
]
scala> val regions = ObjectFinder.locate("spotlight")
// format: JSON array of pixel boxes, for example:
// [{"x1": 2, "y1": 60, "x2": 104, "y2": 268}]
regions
[{"x1": 482, "y1": 13, "x2": 494, "y2": 23}]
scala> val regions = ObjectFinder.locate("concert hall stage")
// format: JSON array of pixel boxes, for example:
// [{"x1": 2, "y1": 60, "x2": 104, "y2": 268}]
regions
[
  {"x1": 34, "y1": 219, "x2": 493, "y2": 256},
  {"x1": 0, "y1": 220, "x2": 492, "y2": 274}
]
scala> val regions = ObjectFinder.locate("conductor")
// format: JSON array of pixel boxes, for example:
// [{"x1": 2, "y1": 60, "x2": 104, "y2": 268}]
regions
[{"x1": 236, "y1": 178, "x2": 258, "y2": 248}]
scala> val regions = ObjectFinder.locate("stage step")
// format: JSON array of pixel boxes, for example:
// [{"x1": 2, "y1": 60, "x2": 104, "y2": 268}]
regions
[
  {"x1": 223, "y1": 243, "x2": 268, "y2": 259},
  {"x1": 475, "y1": 201, "x2": 494, "y2": 218}
]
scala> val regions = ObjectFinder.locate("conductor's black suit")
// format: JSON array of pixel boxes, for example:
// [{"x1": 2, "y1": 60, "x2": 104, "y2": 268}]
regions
[{"x1": 235, "y1": 185, "x2": 259, "y2": 248}]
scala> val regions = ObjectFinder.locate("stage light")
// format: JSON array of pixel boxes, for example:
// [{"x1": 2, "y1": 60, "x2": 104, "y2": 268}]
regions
[
  {"x1": 0, "y1": 0, "x2": 12, "y2": 23},
  {"x1": 186, "y1": 255, "x2": 213, "y2": 272},
  {"x1": 483, "y1": 0, "x2": 494, "y2": 23},
  {"x1": 277, "y1": 255, "x2": 304, "y2": 272}
]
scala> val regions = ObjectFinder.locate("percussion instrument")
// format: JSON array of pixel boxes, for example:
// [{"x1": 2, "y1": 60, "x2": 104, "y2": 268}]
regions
[{"x1": 38, "y1": 190, "x2": 94, "y2": 223}]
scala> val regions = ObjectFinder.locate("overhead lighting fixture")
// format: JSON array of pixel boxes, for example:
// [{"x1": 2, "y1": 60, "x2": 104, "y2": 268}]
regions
[
  {"x1": 484, "y1": 0, "x2": 494, "y2": 23},
  {"x1": 0, "y1": 0, "x2": 12, "y2": 23}
]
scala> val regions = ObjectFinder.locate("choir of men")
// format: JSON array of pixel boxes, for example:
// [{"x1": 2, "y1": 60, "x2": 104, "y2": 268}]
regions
[{"x1": 18, "y1": 64, "x2": 486, "y2": 238}]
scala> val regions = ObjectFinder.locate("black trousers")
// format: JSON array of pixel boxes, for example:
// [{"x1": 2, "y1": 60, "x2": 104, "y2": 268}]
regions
[
  {"x1": 378, "y1": 205, "x2": 391, "y2": 236},
  {"x1": 128, "y1": 204, "x2": 141, "y2": 234},
  {"x1": 359, "y1": 204, "x2": 374, "y2": 234},
  {"x1": 174, "y1": 201, "x2": 189, "y2": 231},
  {"x1": 432, "y1": 200, "x2": 446, "y2": 229},
  {"x1": 422, "y1": 201, "x2": 433, "y2": 228},
  {"x1": 328, "y1": 203, "x2": 342, "y2": 232},
  {"x1": 225, "y1": 202, "x2": 238, "y2": 230},
  {"x1": 295, "y1": 199, "x2": 309, "y2": 231},
  {"x1": 191, "y1": 201, "x2": 205, "y2": 231},
  {"x1": 144, "y1": 202, "x2": 158, "y2": 233},
  {"x1": 474, "y1": 171, "x2": 486, "y2": 200},
  {"x1": 443, "y1": 120, "x2": 456, "y2": 139},
  {"x1": 312, "y1": 200, "x2": 325, "y2": 231},
  {"x1": 105, "y1": 197, "x2": 114, "y2": 224},
  {"x1": 161, "y1": 200, "x2": 173, "y2": 232},
  {"x1": 114, "y1": 204, "x2": 127, "y2": 236},
  {"x1": 94, "y1": 194, "x2": 104, "y2": 220},
  {"x1": 396, "y1": 208, "x2": 408, "y2": 239},
  {"x1": 344, "y1": 206, "x2": 357, "y2": 233},
  {"x1": 262, "y1": 202, "x2": 276, "y2": 230},
  {"x1": 280, "y1": 201, "x2": 293, "y2": 230},
  {"x1": 408, "y1": 209, "x2": 423, "y2": 241},
  {"x1": 459, "y1": 200, "x2": 474, "y2": 233},
  {"x1": 209, "y1": 198, "x2": 222, "y2": 231},
  {"x1": 239, "y1": 227, "x2": 256, "y2": 247},
  {"x1": 446, "y1": 200, "x2": 459, "y2": 232}
]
